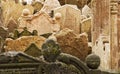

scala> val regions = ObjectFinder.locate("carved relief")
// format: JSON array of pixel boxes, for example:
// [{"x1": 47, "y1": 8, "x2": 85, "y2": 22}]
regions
[{"x1": 110, "y1": 0, "x2": 118, "y2": 14}]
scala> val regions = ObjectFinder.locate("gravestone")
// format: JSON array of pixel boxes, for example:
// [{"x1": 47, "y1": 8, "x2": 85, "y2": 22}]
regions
[
  {"x1": 7, "y1": 17, "x2": 18, "y2": 32},
  {"x1": 41, "y1": 0, "x2": 61, "y2": 13},
  {"x1": 18, "y1": 10, "x2": 54, "y2": 35},
  {"x1": 0, "y1": 36, "x2": 4, "y2": 52},
  {"x1": 40, "y1": 33, "x2": 52, "y2": 38},
  {"x1": 81, "y1": 17, "x2": 91, "y2": 42},
  {"x1": 31, "y1": 1, "x2": 43, "y2": 14},
  {"x1": 13, "y1": 29, "x2": 19, "y2": 39},
  {"x1": 2, "y1": 0, "x2": 34, "y2": 27},
  {"x1": 13, "y1": 28, "x2": 38, "y2": 39},
  {"x1": 55, "y1": 28, "x2": 90, "y2": 61},
  {"x1": 0, "y1": 27, "x2": 8, "y2": 39},
  {"x1": 5, "y1": 36, "x2": 46, "y2": 52},
  {"x1": 82, "y1": 5, "x2": 92, "y2": 18},
  {"x1": 54, "y1": 4, "x2": 81, "y2": 34},
  {"x1": 19, "y1": 27, "x2": 32, "y2": 37},
  {"x1": 0, "y1": 51, "x2": 40, "y2": 63},
  {"x1": 24, "y1": 43, "x2": 41, "y2": 57}
]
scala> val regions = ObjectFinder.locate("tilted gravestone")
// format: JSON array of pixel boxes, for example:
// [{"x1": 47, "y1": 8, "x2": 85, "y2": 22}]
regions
[
  {"x1": 81, "y1": 17, "x2": 91, "y2": 42},
  {"x1": 5, "y1": 36, "x2": 45, "y2": 52},
  {"x1": 40, "y1": 33, "x2": 52, "y2": 38},
  {"x1": 18, "y1": 10, "x2": 53, "y2": 35},
  {"x1": 0, "y1": 51, "x2": 40, "y2": 63},
  {"x1": 0, "y1": 27, "x2": 9, "y2": 39},
  {"x1": 0, "y1": 36, "x2": 4, "y2": 52},
  {"x1": 7, "y1": 18, "x2": 18, "y2": 33},
  {"x1": 19, "y1": 27, "x2": 32, "y2": 37},
  {"x1": 13, "y1": 29, "x2": 19, "y2": 39},
  {"x1": 55, "y1": 28, "x2": 90, "y2": 61},
  {"x1": 24, "y1": 43, "x2": 42, "y2": 57},
  {"x1": 12, "y1": 28, "x2": 39, "y2": 39}
]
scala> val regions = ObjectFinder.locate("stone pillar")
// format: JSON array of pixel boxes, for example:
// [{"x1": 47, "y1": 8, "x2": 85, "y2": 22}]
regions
[
  {"x1": 110, "y1": 0, "x2": 119, "y2": 71},
  {"x1": 117, "y1": 1, "x2": 120, "y2": 69},
  {"x1": 92, "y1": 0, "x2": 110, "y2": 45}
]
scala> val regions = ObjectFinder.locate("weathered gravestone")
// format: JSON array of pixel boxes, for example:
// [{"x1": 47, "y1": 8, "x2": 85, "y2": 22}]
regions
[
  {"x1": 41, "y1": 0, "x2": 61, "y2": 13},
  {"x1": 19, "y1": 27, "x2": 32, "y2": 37},
  {"x1": 0, "y1": 51, "x2": 40, "y2": 63},
  {"x1": 31, "y1": 1, "x2": 43, "y2": 14},
  {"x1": 55, "y1": 28, "x2": 90, "y2": 61},
  {"x1": 13, "y1": 29, "x2": 19, "y2": 39},
  {"x1": 4, "y1": 36, "x2": 46, "y2": 52},
  {"x1": 8, "y1": 27, "x2": 37, "y2": 40},
  {"x1": 54, "y1": 4, "x2": 81, "y2": 34},
  {"x1": 0, "y1": 36, "x2": 4, "y2": 52},
  {"x1": 7, "y1": 17, "x2": 18, "y2": 33},
  {"x1": 81, "y1": 17, "x2": 91, "y2": 42},
  {"x1": 40, "y1": 33, "x2": 52, "y2": 38},
  {"x1": 13, "y1": 27, "x2": 38, "y2": 39},
  {"x1": 0, "y1": 27, "x2": 9, "y2": 39},
  {"x1": 82, "y1": 5, "x2": 92, "y2": 18},
  {"x1": 24, "y1": 43, "x2": 41, "y2": 57},
  {"x1": 0, "y1": 51, "x2": 40, "y2": 73},
  {"x1": 1, "y1": 0, "x2": 34, "y2": 26},
  {"x1": 18, "y1": 9, "x2": 54, "y2": 35}
]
